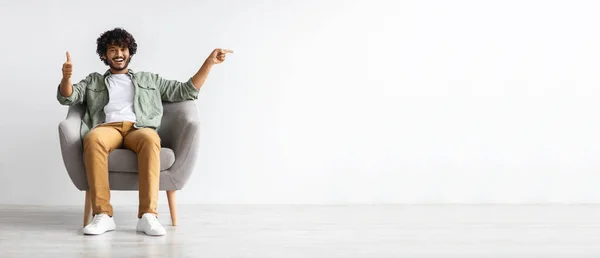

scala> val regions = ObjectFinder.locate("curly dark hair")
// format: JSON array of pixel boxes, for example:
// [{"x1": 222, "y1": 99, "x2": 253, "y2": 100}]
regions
[{"x1": 96, "y1": 28, "x2": 138, "y2": 65}]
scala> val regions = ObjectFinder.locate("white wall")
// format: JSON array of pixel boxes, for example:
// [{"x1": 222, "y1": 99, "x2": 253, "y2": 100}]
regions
[{"x1": 1, "y1": 0, "x2": 600, "y2": 205}]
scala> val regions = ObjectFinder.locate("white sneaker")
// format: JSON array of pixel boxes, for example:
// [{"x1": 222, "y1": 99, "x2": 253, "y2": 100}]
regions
[
  {"x1": 136, "y1": 213, "x2": 166, "y2": 236},
  {"x1": 83, "y1": 213, "x2": 116, "y2": 235}
]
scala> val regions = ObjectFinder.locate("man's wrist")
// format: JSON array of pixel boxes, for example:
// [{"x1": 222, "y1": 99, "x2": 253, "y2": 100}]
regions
[
  {"x1": 60, "y1": 77, "x2": 71, "y2": 88},
  {"x1": 204, "y1": 58, "x2": 215, "y2": 67}
]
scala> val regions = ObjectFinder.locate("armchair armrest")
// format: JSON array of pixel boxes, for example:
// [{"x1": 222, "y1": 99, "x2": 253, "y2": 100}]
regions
[
  {"x1": 160, "y1": 101, "x2": 201, "y2": 189},
  {"x1": 58, "y1": 105, "x2": 88, "y2": 190}
]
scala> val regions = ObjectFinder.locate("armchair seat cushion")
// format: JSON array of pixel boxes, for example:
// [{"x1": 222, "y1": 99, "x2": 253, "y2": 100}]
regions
[{"x1": 107, "y1": 148, "x2": 176, "y2": 173}]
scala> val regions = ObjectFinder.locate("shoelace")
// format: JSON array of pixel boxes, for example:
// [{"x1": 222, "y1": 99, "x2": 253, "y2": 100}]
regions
[
  {"x1": 146, "y1": 215, "x2": 161, "y2": 227},
  {"x1": 90, "y1": 214, "x2": 106, "y2": 225}
]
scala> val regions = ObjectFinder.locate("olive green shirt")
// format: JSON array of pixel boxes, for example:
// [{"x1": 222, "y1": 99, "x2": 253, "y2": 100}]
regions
[{"x1": 57, "y1": 69, "x2": 199, "y2": 139}]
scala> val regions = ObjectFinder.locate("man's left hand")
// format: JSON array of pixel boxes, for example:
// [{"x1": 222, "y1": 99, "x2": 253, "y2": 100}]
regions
[{"x1": 208, "y1": 48, "x2": 233, "y2": 65}]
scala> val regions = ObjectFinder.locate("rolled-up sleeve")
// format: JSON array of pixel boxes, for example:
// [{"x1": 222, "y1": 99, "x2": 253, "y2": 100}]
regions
[
  {"x1": 57, "y1": 76, "x2": 89, "y2": 105},
  {"x1": 155, "y1": 74, "x2": 200, "y2": 102}
]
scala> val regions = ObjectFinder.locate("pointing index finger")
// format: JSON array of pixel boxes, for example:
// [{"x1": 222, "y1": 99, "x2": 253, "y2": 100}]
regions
[{"x1": 220, "y1": 49, "x2": 234, "y2": 54}]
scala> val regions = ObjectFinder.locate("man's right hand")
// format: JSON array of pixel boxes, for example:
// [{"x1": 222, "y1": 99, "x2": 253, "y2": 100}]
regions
[
  {"x1": 59, "y1": 51, "x2": 74, "y2": 97},
  {"x1": 62, "y1": 51, "x2": 72, "y2": 79}
]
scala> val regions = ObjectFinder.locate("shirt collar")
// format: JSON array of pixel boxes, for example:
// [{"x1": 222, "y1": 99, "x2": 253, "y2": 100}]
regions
[{"x1": 103, "y1": 68, "x2": 134, "y2": 78}]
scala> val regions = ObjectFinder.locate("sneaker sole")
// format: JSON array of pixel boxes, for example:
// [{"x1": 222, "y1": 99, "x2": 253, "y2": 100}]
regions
[
  {"x1": 136, "y1": 228, "x2": 166, "y2": 236},
  {"x1": 83, "y1": 228, "x2": 115, "y2": 235}
]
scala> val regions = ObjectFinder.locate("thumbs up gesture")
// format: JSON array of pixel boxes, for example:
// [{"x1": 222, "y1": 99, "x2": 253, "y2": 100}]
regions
[{"x1": 62, "y1": 51, "x2": 72, "y2": 79}]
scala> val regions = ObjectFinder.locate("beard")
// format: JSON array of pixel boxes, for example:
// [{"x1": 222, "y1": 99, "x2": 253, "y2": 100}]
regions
[{"x1": 108, "y1": 57, "x2": 131, "y2": 71}]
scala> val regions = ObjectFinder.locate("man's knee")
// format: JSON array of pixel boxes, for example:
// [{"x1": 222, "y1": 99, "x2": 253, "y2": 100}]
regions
[
  {"x1": 84, "y1": 130, "x2": 105, "y2": 148},
  {"x1": 137, "y1": 129, "x2": 161, "y2": 147},
  {"x1": 84, "y1": 128, "x2": 120, "y2": 152}
]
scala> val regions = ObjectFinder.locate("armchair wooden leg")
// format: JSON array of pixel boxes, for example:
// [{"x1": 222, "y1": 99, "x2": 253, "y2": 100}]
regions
[
  {"x1": 84, "y1": 191, "x2": 92, "y2": 227},
  {"x1": 166, "y1": 190, "x2": 177, "y2": 226}
]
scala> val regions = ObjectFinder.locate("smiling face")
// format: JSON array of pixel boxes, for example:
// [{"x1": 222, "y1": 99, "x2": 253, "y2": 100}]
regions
[
  {"x1": 103, "y1": 44, "x2": 130, "y2": 74},
  {"x1": 96, "y1": 28, "x2": 138, "y2": 74}
]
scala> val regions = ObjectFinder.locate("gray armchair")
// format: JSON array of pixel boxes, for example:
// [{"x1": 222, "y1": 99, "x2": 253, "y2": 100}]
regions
[{"x1": 58, "y1": 100, "x2": 201, "y2": 226}]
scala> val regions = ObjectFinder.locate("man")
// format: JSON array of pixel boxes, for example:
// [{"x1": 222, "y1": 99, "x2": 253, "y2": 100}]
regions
[{"x1": 56, "y1": 28, "x2": 232, "y2": 236}]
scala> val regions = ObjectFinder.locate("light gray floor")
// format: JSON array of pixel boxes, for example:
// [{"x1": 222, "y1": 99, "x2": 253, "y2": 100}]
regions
[{"x1": 1, "y1": 204, "x2": 600, "y2": 257}]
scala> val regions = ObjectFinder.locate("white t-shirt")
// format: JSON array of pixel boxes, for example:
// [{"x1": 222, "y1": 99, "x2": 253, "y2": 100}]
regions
[{"x1": 104, "y1": 74, "x2": 136, "y2": 124}]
